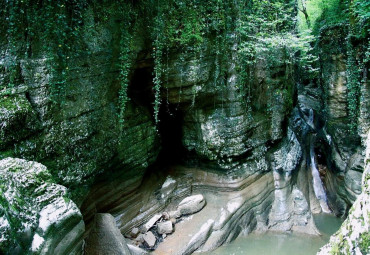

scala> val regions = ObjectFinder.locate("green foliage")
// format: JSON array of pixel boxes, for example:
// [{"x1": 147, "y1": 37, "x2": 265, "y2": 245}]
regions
[
  {"x1": 359, "y1": 228, "x2": 370, "y2": 253},
  {"x1": 118, "y1": 3, "x2": 135, "y2": 125},
  {"x1": 1, "y1": 0, "x2": 87, "y2": 102},
  {"x1": 118, "y1": 28, "x2": 132, "y2": 125},
  {"x1": 146, "y1": 0, "x2": 237, "y2": 124},
  {"x1": 298, "y1": 0, "x2": 369, "y2": 133},
  {"x1": 237, "y1": 0, "x2": 316, "y2": 114},
  {"x1": 2, "y1": 0, "x2": 313, "y2": 124}
]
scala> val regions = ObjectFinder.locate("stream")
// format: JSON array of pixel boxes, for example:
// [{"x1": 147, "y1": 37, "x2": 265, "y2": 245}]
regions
[
  {"x1": 307, "y1": 109, "x2": 331, "y2": 213},
  {"x1": 200, "y1": 214, "x2": 343, "y2": 255}
]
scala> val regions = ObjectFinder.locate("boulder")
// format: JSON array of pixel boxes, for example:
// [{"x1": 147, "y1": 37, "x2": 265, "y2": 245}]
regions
[
  {"x1": 131, "y1": 228, "x2": 139, "y2": 238},
  {"x1": 127, "y1": 244, "x2": 148, "y2": 255},
  {"x1": 135, "y1": 234, "x2": 144, "y2": 243},
  {"x1": 84, "y1": 213, "x2": 131, "y2": 255},
  {"x1": 162, "y1": 212, "x2": 170, "y2": 220},
  {"x1": 141, "y1": 214, "x2": 162, "y2": 233},
  {"x1": 143, "y1": 231, "x2": 156, "y2": 248},
  {"x1": 169, "y1": 210, "x2": 181, "y2": 219},
  {"x1": 157, "y1": 221, "x2": 173, "y2": 235},
  {"x1": 0, "y1": 157, "x2": 84, "y2": 254},
  {"x1": 178, "y1": 194, "x2": 206, "y2": 216}
]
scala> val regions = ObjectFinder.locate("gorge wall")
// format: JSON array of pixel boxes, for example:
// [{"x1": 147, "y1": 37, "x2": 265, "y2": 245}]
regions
[{"x1": 0, "y1": 1, "x2": 368, "y2": 254}]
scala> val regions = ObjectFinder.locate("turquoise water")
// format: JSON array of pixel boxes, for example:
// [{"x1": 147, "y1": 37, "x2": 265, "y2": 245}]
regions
[{"x1": 201, "y1": 214, "x2": 343, "y2": 255}]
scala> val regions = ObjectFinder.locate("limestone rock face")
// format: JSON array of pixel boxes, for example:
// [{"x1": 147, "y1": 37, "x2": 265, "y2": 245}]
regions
[
  {"x1": 179, "y1": 219, "x2": 214, "y2": 255},
  {"x1": 160, "y1": 44, "x2": 294, "y2": 169},
  {"x1": 0, "y1": 158, "x2": 84, "y2": 254},
  {"x1": 318, "y1": 132, "x2": 370, "y2": 255},
  {"x1": 85, "y1": 213, "x2": 131, "y2": 255}
]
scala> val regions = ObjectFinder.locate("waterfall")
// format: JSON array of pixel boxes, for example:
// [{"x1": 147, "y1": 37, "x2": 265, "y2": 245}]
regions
[
  {"x1": 308, "y1": 108, "x2": 314, "y2": 129},
  {"x1": 307, "y1": 109, "x2": 331, "y2": 213},
  {"x1": 310, "y1": 135, "x2": 331, "y2": 213}
]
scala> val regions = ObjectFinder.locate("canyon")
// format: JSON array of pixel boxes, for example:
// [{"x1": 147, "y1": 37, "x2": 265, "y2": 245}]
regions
[{"x1": 0, "y1": 1, "x2": 369, "y2": 254}]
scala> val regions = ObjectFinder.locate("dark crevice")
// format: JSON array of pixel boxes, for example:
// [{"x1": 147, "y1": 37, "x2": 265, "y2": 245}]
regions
[
  {"x1": 128, "y1": 66, "x2": 155, "y2": 112},
  {"x1": 128, "y1": 63, "x2": 185, "y2": 166},
  {"x1": 156, "y1": 103, "x2": 185, "y2": 165}
]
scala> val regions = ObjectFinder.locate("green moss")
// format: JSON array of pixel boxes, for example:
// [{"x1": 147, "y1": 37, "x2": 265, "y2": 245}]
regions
[
  {"x1": 330, "y1": 243, "x2": 340, "y2": 255},
  {"x1": 0, "y1": 150, "x2": 14, "y2": 160},
  {"x1": 0, "y1": 95, "x2": 26, "y2": 112},
  {"x1": 359, "y1": 232, "x2": 370, "y2": 254}
]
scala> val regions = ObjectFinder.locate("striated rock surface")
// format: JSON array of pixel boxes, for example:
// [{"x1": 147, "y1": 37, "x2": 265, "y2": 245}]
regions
[
  {"x1": 0, "y1": 158, "x2": 84, "y2": 255},
  {"x1": 315, "y1": 26, "x2": 367, "y2": 213},
  {"x1": 176, "y1": 48, "x2": 294, "y2": 169}
]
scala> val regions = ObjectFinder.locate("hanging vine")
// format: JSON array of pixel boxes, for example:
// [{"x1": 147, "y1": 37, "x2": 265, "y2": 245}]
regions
[
  {"x1": 1, "y1": 0, "x2": 87, "y2": 101},
  {"x1": 152, "y1": 2, "x2": 165, "y2": 126},
  {"x1": 118, "y1": 3, "x2": 135, "y2": 125}
]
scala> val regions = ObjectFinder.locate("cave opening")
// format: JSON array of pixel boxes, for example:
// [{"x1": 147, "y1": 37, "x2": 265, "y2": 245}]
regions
[
  {"x1": 128, "y1": 66, "x2": 155, "y2": 111},
  {"x1": 156, "y1": 103, "x2": 185, "y2": 165},
  {"x1": 128, "y1": 64, "x2": 186, "y2": 166}
]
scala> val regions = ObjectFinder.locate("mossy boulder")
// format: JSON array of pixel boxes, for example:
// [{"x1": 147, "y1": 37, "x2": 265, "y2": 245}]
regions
[{"x1": 0, "y1": 158, "x2": 84, "y2": 254}]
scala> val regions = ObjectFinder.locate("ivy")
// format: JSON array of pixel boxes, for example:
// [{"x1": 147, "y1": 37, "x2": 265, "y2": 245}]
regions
[
  {"x1": 118, "y1": 3, "x2": 135, "y2": 125},
  {"x1": 152, "y1": 2, "x2": 165, "y2": 126}
]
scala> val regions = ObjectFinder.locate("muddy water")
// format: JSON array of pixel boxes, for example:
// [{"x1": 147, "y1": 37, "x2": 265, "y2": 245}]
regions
[{"x1": 200, "y1": 214, "x2": 342, "y2": 255}]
